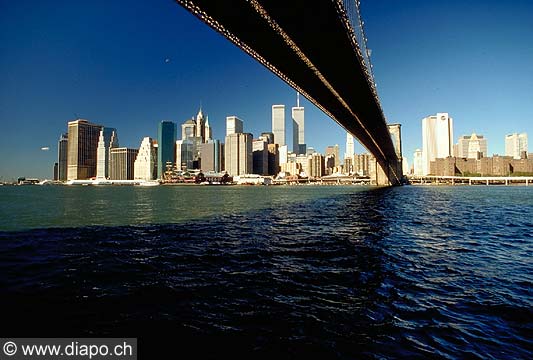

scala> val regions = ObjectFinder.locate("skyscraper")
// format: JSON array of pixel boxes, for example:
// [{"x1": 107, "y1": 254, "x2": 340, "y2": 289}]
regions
[
  {"x1": 109, "y1": 147, "x2": 138, "y2": 180},
  {"x1": 308, "y1": 153, "x2": 324, "y2": 178},
  {"x1": 67, "y1": 119, "x2": 102, "y2": 180},
  {"x1": 57, "y1": 133, "x2": 68, "y2": 181},
  {"x1": 252, "y1": 138, "x2": 268, "y2": 175},
  {"x1": 292, "y1": 93, "x2": 305, "y2": 154},
  {"x1": 278, "y1": 144, "x2": 288, "y2": 165},
  {"x1": 272, "y1": 104, "x2": 285, "y2": 146},
  {"x1": 325, "y1": 144, "x2": 340, "y2": 167},
  {"x1": 505, "y1": 133, "x2": 528, "y2": 159},
  {"x1": 199, "y1": 140, "x2": 223, "y2": 173},
  {"x1": 260, "y1": 132, "x2": 274, "y2": 144},
  {"x1": 224, "y1": 133, "x2": 253, "y2": 176},
  {"x1": 354, "y1": 153, "x2": 371, "y2": 176},
  {"x1": 204, "y1": 116, "x2": 212, "y2": 142},
  {"x1": 421, "y1": 113, "x2": 454, "y2": 175},
  {"x1": 177, "y1": 109, "x2": 214, "y2": 170},
  {"x1": 226, "y1": 116, "x2": 243, "y2": 136},
  {"x1": 96, "y1": 127, "x2": 118, "y2": 179},
  {"x1": 176, "y1": 139, "x2": 195, "y2": 171},
  {"x1": 134, "y1": 137, "x2": 157, "y2": 180},
  {"x1": 457, "y1": 133, "x2": 488, "y2": 159},
  {"x1": 345, "y1": 132, "x2": 354, "y2": 163},
  {"x1": 181, "y1": 119, "x2": 196, "y2": 140},
  {"x1": 267, "y1": 143, "x2": 279, "y2": 176},
  {"x1": 157, "y1": 120, "x2": 177, "y2": 179},
  {"x1": 195, "y1": 108, "x2": 205, "y2": 142},
  {"x1": 413, "y1": 149, "x2": 423, "y2": 176}
]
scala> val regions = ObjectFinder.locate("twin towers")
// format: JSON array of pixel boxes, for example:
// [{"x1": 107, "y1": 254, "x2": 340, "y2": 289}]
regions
[{"x1": 272, "y1": 92, "x2": 306, "y2": 155}]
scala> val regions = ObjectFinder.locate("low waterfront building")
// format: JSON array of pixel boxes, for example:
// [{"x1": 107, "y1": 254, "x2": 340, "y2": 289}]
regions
[
  {"x1": 429, "y1": 155, "x2": 533, "y2": 176},
  {"x1": 354, "y1": 153, "x2": 372, "y2": 176},
  {"x1": 280, "y1": 161, "x2": 301, "y2": 176},
  {"x1": 234, "y1": 174, "x2": 273, "y2": 185}
]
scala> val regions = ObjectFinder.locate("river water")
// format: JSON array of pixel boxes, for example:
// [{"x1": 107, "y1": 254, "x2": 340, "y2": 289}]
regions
[{"x1": 0, "y1": 185, "x2": 531, "y2": 358}]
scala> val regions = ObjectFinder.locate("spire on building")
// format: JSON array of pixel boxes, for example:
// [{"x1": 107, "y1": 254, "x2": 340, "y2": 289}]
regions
[
  {"x1": 204, "y1": 115, "x2": 212, "y2": 141},
  {"x1": 195, "y1": 106, "x2": 205, "y2": 141},
  {"x1": 197, "y1": 107, "x2": 204, "y2": 121}
]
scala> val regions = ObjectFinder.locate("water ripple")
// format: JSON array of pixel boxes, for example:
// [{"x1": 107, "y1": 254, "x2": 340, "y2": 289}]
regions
[{"x1": 0, "y1": 186, "x2": 532, "y2": 358}]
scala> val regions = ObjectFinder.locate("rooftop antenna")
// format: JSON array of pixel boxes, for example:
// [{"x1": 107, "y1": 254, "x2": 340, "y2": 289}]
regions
[{"x1": 296, "y1": 91, "x2": 300, "y2": 107}]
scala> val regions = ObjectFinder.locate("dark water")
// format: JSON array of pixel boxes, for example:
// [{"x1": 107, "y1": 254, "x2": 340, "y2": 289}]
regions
[{"x1": 0, "y1": 185, "x2": 532, "y2": 358}]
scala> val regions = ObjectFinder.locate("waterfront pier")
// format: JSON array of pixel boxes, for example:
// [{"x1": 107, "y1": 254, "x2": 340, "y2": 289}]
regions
[{"x1": 409, "y1": 175, "x2": 532, "y2": 186}]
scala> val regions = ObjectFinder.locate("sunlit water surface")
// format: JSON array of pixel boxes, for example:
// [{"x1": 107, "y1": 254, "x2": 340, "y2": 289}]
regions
[{"x1": 1, "y1": 185, "x2": 531, "y2": 358}]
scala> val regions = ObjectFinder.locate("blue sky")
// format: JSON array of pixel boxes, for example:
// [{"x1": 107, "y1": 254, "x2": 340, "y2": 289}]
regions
[{"x1": 1, "y1": 0, "x2": 532, "y2": 179}]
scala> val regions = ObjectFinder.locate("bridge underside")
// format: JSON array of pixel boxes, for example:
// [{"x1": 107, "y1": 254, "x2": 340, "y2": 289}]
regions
[{"x1": 175, "y1": 0, "x2": 401, "y2": 184}]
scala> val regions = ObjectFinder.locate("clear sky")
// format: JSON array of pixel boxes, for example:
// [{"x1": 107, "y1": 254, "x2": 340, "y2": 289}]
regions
[{"x1": 1, "y1": 0, "x2": 532, "y2": 179}]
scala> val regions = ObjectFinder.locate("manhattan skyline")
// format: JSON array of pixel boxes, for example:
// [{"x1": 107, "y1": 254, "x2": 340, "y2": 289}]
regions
[{"x1": 1, "y1": 0, "x2": 532, "y2": 179}]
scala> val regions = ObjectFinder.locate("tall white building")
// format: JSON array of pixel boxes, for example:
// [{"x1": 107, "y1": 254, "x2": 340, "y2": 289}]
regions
[
  {"x1": 96, "y1": 128, "x2": 118, "y2": 179},
  {"x1": 226, "y1": 116, "x2": 243, "y2": 136},
  {"x1": 225, "y1": 133, "x2": 252, "y2": 176},
  {"x1": 421, "y1": 113, "x2": 454, "y2": 175},
  {"x1": 402, "y1": 158, "x2": 410, "y2": 176},
  {"x1": 457, "y1": 133, "x2": 488, "y2": 159},
  {"x1": 272, "y1": 104, "x2": 285, "y2": 146},
  {"x1": 195, "y1": 108, "x2": 205, "y2": 140},
  {"x1": 292, "y1": 93, "x2": 305, "y2": 154},
  {"x1": 413, "y1": 149, "x2": 423, "y2": 176},
  {"x1": 345, "y1": 132, "x2": 354, "y2": 162},
  {"x1": 134, "y1": 137, "x2": 157, "y2": 180},
  {"x1": 278, "y1": 144, "x2": 288, "y2": 165},
  {"x1": 505, "y1": 133, "x2": 528, "y2": 159},
  {"x1": 204, "y1": 116, "x2": 212, "y2": 142}
]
